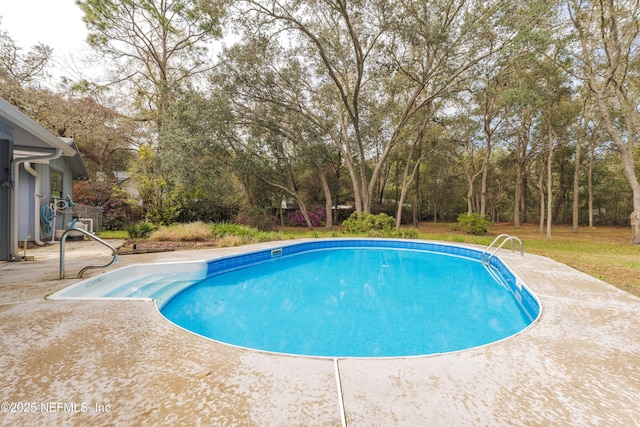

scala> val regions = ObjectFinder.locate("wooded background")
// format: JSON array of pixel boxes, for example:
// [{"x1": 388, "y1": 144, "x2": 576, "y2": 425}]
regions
[{"x1": 2, "y1": 0, "x2": 639, "y2": 241}]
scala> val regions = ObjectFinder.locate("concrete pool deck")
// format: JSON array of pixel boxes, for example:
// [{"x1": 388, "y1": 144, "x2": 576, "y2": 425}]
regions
[{"x1": 0, "y1": 239, "x2": 639, "y2": 426}]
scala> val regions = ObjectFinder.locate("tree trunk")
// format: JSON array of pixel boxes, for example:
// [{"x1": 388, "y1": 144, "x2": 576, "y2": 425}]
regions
[
  {"x1": 433, "y1": 200, "x2": 438, "y2": 223},
  {"x1": 395, "y1": 154, "x2": 421, "y2": 229},
  {"x1": 514, "y1": 162, "x2": 523, "y2": 227},
  {"x1": 396, "y1": 119, "x2": 428, "y2": 229},
  {"x1": 615, "y1": 87, "x2": 640, "y2": 243},
  {"x1": 588, "y1": 145, "x2": 594, "y2": 228},
  {"x1": 546, "y1": 126, "x2": 554, "y2": 239},
  {"x1": 466, "y1": 180, "x2": 474, "y2": 216},
  {"x1": 480, "y1": 125, "x2": 492, "y2": 217},
  {"x1": 336, "y1": 115, "x2": 363, "y2": 213},
  {"x1": 572, "y1": 130, "x2": 582, "y2": 233},
  {"x1": 631, "y1": 212, "x2": 640, "y2": 244},
  {"x1": 513, "y1": 120, "x2": 532, "y2": 227},
  {"x1": 316, "y1": 167, "x2": 334, "y2": 230},
  {"x1": 297, "y1": 200, "x2": 314, "y2": 230},
  {"x1": 522, "y1": 176, "x2": 528, "y2": 224},
  {"x1": 340, "y1": 145, "x2": 363, "y2": 213},
  {"x1": 538, "y1": 172, "x2": 545, "y2": 234},
  {"x1": 572, "y1": 102, "x2": 591, "y2": 232},
  {"x1": 412, "y1": 148, "x2": 421, "y2": 228},
  {"x1": 279, "y1": 204, "x2": 285, "y2": 227}
]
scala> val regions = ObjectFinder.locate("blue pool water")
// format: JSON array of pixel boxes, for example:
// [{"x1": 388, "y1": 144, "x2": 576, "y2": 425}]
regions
[{"x1": 161, "y1": 244, "x2": 538, "y2": 358}]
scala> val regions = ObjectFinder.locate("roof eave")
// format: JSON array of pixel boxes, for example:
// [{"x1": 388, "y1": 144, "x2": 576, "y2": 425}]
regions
[{"x1": 0, "y1": 97, "x2": 76, "y2": 157}]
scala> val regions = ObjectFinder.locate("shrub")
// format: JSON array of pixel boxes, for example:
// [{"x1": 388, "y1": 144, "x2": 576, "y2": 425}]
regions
[
  {"x1": 287, "y1": 208, "x2": 326, "y2": 227},
  {"x1": 341, "y1": 212, "x2": 395, "y2": 234},
  {"x1": 455, "y1": 213, "x2": 493, "y2": 235},
  {"x1": 370, "y1": 202, "x2": 413, "y2": 224},
  {"x1": 73, "y1": 180, "x2": 141, "y2": 230},
  {"x1": 137, "y1": 178, "x2": 182, "y2": 226},
  {"x1": 366, "y1": 229, "x2": 385, "y2": 238},
  {"x1": 126, "y1": 222, "x2": 155, "y2": 239}
]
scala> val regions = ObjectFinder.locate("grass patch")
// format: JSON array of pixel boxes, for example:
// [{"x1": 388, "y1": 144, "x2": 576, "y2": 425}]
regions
[
  {"x1": 416, "y1": 222, "x2": 640, "y2": 296},
  {"x1": 211, "y1": 222, "x2": 261, "y2": 238},
  {"x1": 216, "y1": 235, "x2": 247, "y2": 247},
  {"x1": 149, "y1": 221, "x2": 212, "y2": 241},
  {"x1": 97, "y1": 230, "x2": 129, "y2": 239},
  {"x1": 211, "y1": 222, "x2": 288, "y2": 244}
]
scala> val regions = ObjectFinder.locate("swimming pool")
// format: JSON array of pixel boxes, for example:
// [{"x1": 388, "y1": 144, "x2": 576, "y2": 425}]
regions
[{"x1": 50, "y1": 239, "x2": 540, "y2": 358}]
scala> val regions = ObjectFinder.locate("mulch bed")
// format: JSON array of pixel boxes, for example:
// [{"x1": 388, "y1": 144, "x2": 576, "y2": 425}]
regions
[{"x1": 117, "y1": 240, "x2": 219, "y2": 255}]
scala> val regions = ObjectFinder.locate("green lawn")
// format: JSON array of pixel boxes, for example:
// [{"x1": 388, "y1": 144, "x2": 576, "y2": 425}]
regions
[
  {"x1": 97, "y1": 230, "x2": 129, "y2": 239},
  {"x1": 427, "y1": 223, "x2": 640, "y2": 296}
]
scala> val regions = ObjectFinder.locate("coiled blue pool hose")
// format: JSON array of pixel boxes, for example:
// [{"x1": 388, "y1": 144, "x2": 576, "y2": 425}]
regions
[{"x1": 40, "y1": 205, "x2": 56, "y2": 235}]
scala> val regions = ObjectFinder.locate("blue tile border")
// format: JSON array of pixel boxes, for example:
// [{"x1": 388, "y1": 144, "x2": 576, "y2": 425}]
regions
[
  {"x1": 205, "y1": 239, "x2": 477, "y2": 276},
  {"x1": 207, "y1": 239, "x2": 482, "y2": 276}
]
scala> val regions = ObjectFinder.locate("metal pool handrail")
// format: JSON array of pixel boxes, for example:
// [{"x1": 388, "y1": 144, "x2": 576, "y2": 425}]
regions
[
  {"x1": 59, "y1": 228, "x2": 118, "y2": 279},
  {"x1": 482, "y1": 234, "x2": 523, "y2": 266}
]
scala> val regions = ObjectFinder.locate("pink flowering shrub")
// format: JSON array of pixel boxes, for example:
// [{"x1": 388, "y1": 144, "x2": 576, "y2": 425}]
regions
[
  {"x1": 73, "y1": 181, "x2": 141, "y2": 230},
  {"x1": 287, "y1": 208, "x2": 326, "y2": 227}
]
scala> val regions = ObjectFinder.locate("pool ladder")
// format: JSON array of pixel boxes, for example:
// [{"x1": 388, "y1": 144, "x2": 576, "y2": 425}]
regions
[
  {"x1": 482, "y1": 234, "x2": 523, "y2": 266},
  {"x1": 59, "y1": 228, "x2": 118, "y2": 279}
]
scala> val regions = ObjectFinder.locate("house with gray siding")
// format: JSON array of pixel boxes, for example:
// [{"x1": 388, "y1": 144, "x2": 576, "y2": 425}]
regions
[{"x1": 0, "y1": 97, "x2": 88, "y2": 261}]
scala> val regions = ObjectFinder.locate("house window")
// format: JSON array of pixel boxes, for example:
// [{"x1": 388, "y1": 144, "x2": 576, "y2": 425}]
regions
[{"x1": 50, "y1": 169, "x2": 63, "y2": 198}]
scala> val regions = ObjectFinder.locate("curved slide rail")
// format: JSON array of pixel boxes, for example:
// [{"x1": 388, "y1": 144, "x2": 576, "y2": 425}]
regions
[
  {"x1": 59, "y1": 228, "x2": 118, "y2": 279},
  {"x1": 482, "y1": 234, "x2": 523, "y2": 266}
]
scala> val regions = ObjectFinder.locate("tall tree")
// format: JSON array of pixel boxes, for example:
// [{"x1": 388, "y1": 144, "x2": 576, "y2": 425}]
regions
[
  {"x1": 504, "y1": 89, "x2": 539, "y2": 227},
  {"x1": 0, "y1": 22, "x2": 52, "y2": 109},
  {"x1": 0, "y1": 24, "x2": 140, "y2": 177},
  {"x1": 234, "y1": 0, "x2": 385, "y2": 213},
  {"x1": 394, "y1": 114, "x2": 430, "y2": 229},
  {"x1": 77, "y1": 0, "x2": 227, "y2": 130},
  {"x1": 234, "y1": 0, "x2": 524, "y2": 214},
  {"x1": 568, "y1": 0, "x2": 640, "y2": 243},
  {"x1": 158, "y1": 88, "x2": 245, "y2": 222},
  {"x1": 41, "y1": 88, "x2": 143, "y2": 176},
  {"x1": 572, "y1": 94, "x2": 594, "y2": 232},
  {"x1": 78, "y1": 0, "x2": 228, "y2": 222},
  {"x1": 214, "y1": 38, "x2": 339, "y2": 228},
  {"x1": 540, "y1": 66, "x2": 575, "y2": 238},
  {"x1": 472, "y1": 60, "x2": 510, "y2": 217}
]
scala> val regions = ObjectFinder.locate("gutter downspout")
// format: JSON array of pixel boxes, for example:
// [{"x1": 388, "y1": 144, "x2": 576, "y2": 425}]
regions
[
  {"x1": 24, "y1": 162, "x2": 45, "y2": 246},
  {"x1": 10, "y1": 149, "x2": 62, "y2": 260}
]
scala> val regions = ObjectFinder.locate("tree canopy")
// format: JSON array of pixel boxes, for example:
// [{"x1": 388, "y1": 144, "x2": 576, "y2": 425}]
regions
[{"x1": 2, "y1": 0, "x2": 640, "y2": 242}]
